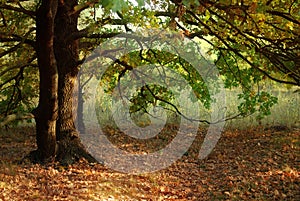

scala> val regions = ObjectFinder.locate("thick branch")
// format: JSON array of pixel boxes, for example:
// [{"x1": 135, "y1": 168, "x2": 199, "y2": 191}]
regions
[
  {"x1": 70, "y1": 30, "x2": 120, "y2": 41},
  {"x1": 155, "y1": 11, "x2": 176, "y2": 18},
  {"x1": 0, "y1": 113, "x2": 34, "y2": 127},
  {"x1": 266, "y1": 10, "x2": 300, "y2": 25},
  {"x1": 0, "y1": 4, "x2": 36, "y2": 18},
  {"x1": 0, "y1": 34, "x2": 36, "y2": 49}
]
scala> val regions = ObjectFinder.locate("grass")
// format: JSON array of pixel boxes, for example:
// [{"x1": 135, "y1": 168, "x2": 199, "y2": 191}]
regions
[
  {"x1": 86, "y1": 85, "x2": 299, "y2": 131},
  {"x1": 225, "y1": 89, "x2": 299, "y2": 129}
]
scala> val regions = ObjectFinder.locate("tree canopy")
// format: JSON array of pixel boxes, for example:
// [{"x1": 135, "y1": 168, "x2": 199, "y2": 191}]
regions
[{"x1": 0, "y1": 0, "x2": 298, "y2": 122}]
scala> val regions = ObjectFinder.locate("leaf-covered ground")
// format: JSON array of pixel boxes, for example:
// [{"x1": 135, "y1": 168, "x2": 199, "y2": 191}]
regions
[{"x1": 0, "y1": 125, "x2": 299, "y2": 200}]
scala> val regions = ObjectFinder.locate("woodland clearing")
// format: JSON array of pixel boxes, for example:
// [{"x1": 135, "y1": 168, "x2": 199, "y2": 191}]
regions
[{"x1": 0, "y1": 125, "x2": 299, "y2": 200}]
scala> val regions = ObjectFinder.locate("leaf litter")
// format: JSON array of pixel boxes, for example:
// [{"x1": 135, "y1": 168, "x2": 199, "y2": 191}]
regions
[{"x1": 0, "y1": 125, "x2": 299, "y2": 200}]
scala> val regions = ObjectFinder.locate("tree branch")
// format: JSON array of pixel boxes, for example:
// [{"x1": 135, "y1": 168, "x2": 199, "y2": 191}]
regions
[
  {"x1": 0, "y1": 113, "x2": 34, "y2": 127},
  {"x1": 0, "y1": 27, "x2": 35, "y2": 58},
  {"x1": 266, "y1": 10, "x2": 300, "y2": 25},
  {"x1": 0, "y1": 4, "x2": 36, "y2": 18},
  {"x1": 69, "y1": 0, "x2": 100, "y2": 16},
  {"x1": 69, "y1": 29, "x2": 121, "y2": 41},
  {"x1": 184, "y1": 9, "x2": 299, "y2": 86},
  {"x1": 0, "y1": 34, "x2": 36, "y2": 49},
  {"x1": 0, "y1": 54, "x2": 37, "y2": 77}
]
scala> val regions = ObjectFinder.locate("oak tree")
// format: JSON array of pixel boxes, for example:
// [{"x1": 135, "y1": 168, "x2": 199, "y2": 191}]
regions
[{"x1": 0, "y1": 0, "x2": 299, "y2": 163}]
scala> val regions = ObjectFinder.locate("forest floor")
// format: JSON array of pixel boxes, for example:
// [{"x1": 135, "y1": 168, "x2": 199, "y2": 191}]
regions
[{"x1": 0, "y1": 125, "x2": 299, "y2": 200}]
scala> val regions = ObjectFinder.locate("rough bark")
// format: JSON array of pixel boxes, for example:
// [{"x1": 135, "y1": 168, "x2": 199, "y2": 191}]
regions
[
  {"x1": 33, "y1": 0, "x2": 58, "y2": 161},
  {"x1": 28, "y1": 0, "x2": 97, "y2": 164},
  {"x1": 53, "y1": 0, "x2": 96, "y2": 164}
]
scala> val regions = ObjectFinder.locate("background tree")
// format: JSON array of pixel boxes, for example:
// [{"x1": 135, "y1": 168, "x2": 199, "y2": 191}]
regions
[{"x1": 0, "y1": 0, "x2": 299, "y2": 164}]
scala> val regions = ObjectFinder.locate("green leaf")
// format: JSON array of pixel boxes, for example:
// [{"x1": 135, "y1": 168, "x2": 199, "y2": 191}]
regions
[
  {"x1": 100, "y1": 0, "x2": 129, "y2": 12},
  {"x1": 136, "y1": 0, "x2": 145, "y2": 7}
]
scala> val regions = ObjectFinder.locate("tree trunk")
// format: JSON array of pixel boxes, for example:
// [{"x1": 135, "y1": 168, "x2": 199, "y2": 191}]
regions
[
  {"x1": 32, "y1": 0, "x2": 58, "y2": 162},
  {"x1": 53, "y1": 0, "x2": 96, "y2": 164},
  {"x1": 29, "y1": 0, "x2": 96, "y2": 164},
  {"x1": 77, "y1": 77, "x2": 86, "y2": 133}
]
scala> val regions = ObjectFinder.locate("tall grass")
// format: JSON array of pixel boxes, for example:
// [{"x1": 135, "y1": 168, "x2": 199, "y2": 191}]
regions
[
  {"x1": 225, "y1": 89, "x2": 299, "y2": 129},
  {"x1": 83, "y1": 85, "x2": 299, "y2": 130}
]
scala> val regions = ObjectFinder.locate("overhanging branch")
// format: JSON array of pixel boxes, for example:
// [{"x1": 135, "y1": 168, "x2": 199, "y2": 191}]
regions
[
  {"x1": 70, "y1": 30, "x2": 121, "y2": 41},
  {"x1": 0, "y1": 4, "x2": 36, "y2": 18},
  {"x1": 266, "y1": 10, "x2": 300, "y2": 25}
]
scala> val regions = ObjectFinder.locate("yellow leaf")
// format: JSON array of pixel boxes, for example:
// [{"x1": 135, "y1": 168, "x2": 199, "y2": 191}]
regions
[{"x1": 286, "y1": 22, "x2": 294, "y2": 30}]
